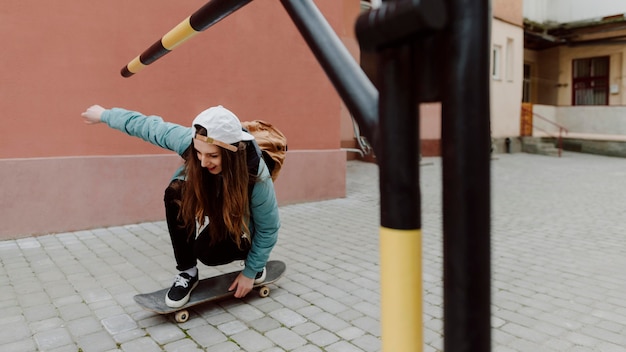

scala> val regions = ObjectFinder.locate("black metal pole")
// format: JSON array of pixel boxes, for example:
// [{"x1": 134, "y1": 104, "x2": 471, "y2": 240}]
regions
[
  {"x1": 441, "y1": 0, "x2": 492, "y2": 350},
  {"x1": 280, "y1": 0, "x2": 380, "y2": 151},
  {"x1": 378, "y1": 46, "x2": 420, "y2": 230}
]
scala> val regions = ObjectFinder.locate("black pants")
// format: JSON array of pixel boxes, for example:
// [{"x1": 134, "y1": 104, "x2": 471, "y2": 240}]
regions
[{"x1": 164, "y1": 180, "x2": 249, "y2": 271}]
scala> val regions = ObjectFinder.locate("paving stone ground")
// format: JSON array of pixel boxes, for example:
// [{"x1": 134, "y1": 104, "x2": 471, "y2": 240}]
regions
[{"x1": 1, "y1": 152, "x2": 626, "y2": 351}]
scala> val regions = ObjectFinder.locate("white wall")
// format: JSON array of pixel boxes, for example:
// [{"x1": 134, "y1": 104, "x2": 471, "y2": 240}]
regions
[
  {"x1": 531, "y1": 104, "x2": 560, "y2": 135},
  {"x1": 523, "y1": 0, "x2": 548, "y2": 23},
  {"x1": 491, "y1": 19, "x2": 524, "y2": 138},
  {"x1": 557, "y1": 106, "x2": 626, "y2": 136},
  {"x1": 532, "y1": 104, "x2": 626, "y2": 138},
  {"x1": 524, "y1": 0, "x2": 626, "y2": 23}
]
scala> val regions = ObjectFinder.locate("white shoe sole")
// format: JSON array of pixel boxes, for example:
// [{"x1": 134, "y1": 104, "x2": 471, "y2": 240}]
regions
[
  {"x1": 165, "y1": 280, "x2": 199, "y2": 308},
  {"x1": 254, "y1": 268, "x2": 267, "y2": 284}
]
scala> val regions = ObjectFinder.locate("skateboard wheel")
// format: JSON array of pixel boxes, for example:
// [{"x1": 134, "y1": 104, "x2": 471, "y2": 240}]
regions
[
  {"x1": 259, "y1": 286, "x2": 270, "y2": 298},
  {"x1": 175, "y1": 310, "x2": 189, "y2": 323}
]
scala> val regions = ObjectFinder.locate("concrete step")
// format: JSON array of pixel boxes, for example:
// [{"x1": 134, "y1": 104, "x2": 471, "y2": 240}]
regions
[{"x1": 522, "y1": 138, "x2": 560, "y2": 157}]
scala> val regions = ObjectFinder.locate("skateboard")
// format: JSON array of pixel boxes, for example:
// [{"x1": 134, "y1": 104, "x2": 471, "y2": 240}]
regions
[{"x1": 134, "y1": 260, "x2": 286, "y2": 322}]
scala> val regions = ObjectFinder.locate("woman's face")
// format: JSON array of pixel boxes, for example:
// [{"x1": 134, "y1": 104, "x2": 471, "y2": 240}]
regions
[{"x1": 193, "y1": 139, "x2": 223, "y2": 175}]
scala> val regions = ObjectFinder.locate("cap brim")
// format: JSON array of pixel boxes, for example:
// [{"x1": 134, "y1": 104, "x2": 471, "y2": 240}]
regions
[{"x1": 241, "y1": 131, "x2": 255, "y2": 141}]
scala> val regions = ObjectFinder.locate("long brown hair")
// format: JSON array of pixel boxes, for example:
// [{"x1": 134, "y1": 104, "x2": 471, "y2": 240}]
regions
[{"x1": 180, "y1": 126, "x2": 251, "y2": 248}]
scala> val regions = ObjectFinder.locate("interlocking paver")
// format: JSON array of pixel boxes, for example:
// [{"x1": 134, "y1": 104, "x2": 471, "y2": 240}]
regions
[
  {"x1": 163, "y1": 338, "x2": 203, "y2": 352},
  {"x1": 265, "y1": 327, "x2": 307, "y2": 350},
  {"x1": 67, "y1": 316, "x2": 105, "y2": 337},
  {"x1": 201, "y1": 341, "x2": 239, "y2": 352},
  {"x1": 306, "y1": 329, "x2": 339, "y2": 346},
  {"x1": 206, "y1": 312, "x2": 237, "y2": 326},
  {"x1": 218, "y1": 320, "x2": 248, "y2": 335},
  {"x1": 268, "y1": 308, "x2": 307, "y2": 327},
  {"x1": 101, "y1": 314, "x2": 138, "y2": 335},
  {"x1": 326, "y1": 340, "x2": 363, "y2": 352},
  {"x1": 292, "y1": 345, "x2": 323, "y2": 352},
  {"x1": 33, "y1": 327, "x2": 73, "y2": 350},
  {"x1": 249, "y1": 316, "x2": 281, "y2": 333},
  {"x1": 77, "y1": 330, "x2": 118, "y2": 352},
  {"x1": 121, "y1": 336, "x2": 162, "y2": 352},
  {"x1": 291, "y1": 322, "x2": 321, "y2": 336},
  {"x1": 112, "y1": 328, "x2": 147, "y2": 344},
  {"x1": 2, "y1": 153, "x2": 626, "y2": 351},
  {"x1": 146, "y1": 323, "x2": 187, "y2": 345},
  {"x1": 23, "y1": 303, "x2": 58, "y2": 322},
  {"x1": 231, "y1": 329, "x2": 273, "y2": 352},
  {"x1": 0, "y1": 320, "x2": 30, "y2": 344},
  {"x1": 187, "y1": 324, "x2": 228, "y2": 347}
]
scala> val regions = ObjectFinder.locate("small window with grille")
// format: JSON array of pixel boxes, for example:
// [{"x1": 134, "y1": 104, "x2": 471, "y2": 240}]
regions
[{"x1": 572, "y1": 56, "x2": 609, "y2": 106}]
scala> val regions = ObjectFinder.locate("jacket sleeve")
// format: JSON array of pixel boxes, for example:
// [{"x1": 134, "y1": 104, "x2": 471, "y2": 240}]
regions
[
  {"x1": 101, "y1": 107, "x2": 193, "y2": 156},
  {"x1": 243, "y1": 159, "x2": 280, "y2": 278}
]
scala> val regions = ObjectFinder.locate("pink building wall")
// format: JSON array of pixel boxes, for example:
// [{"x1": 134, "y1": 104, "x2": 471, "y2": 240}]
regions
[
  {"x1": 493, "y1": 0, "x2": 523, "y2": 26},
  {"x1": 0, "y1": 0, "x2": 361, "y2": 238}
]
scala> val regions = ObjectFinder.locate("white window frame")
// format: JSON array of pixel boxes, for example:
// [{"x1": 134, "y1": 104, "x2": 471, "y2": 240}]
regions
[{"x1": 492, "y1": 45, "x2": 502, "y2": 81}]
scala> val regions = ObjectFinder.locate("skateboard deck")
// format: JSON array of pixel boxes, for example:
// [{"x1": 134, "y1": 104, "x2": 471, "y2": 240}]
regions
[{"x1": 134, "y1": 260, "x2": 286, "y2": 322}]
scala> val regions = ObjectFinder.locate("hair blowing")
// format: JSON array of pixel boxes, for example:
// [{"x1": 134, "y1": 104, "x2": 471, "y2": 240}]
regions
[{"x1": 180, "y1": 126, "x2": 251, "y2": 249}]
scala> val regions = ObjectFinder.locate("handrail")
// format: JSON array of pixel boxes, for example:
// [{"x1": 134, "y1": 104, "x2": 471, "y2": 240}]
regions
[
  {"x1": 521, "y1": 105, "x2": 568, "y2": 157},
  {"x1": 523, "y1": 106, "x2": 569, "y2": 133}
]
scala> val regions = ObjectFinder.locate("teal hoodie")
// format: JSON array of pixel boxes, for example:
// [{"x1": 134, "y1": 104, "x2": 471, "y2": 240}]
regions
[{"x1": 101, "y1": 108, "x2": 279, "y2": 279}]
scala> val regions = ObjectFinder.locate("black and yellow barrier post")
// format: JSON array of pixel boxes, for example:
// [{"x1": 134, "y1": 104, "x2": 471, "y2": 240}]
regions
[
  {"x1": 375, "y1": 43, "x2": 423, "y2": 351},
  {"x1": 355, "y1": 2, "x2": 445, "y2": 350},
  {"x1": 120, "y1": 0, "x2": 253, "y2": 77}
]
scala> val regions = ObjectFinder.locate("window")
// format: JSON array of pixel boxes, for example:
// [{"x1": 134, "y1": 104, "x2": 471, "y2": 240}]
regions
[
  {"x1": 523, "y1": 64, "x2": 531, "y2": 103},
  {"x1": 572, "y1": 56, "x2": 609, "y2": 105},
  {"x1": 492, "y1": 45, "x2": 502, "y2": 80}
]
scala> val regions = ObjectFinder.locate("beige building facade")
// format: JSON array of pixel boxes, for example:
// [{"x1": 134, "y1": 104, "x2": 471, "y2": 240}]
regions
[
  {"x1": 523, "y1": 0, "x2": 626, "y2": 156},
  {"x1": 491, "y1": 11, "x2": 525, "y2": 141},
  {"x1": 356, "y1": 0, "x2": 527, "y2": 156},
  {"x1": 439, "y1": 0, "x2": 527, "y2": 155}
]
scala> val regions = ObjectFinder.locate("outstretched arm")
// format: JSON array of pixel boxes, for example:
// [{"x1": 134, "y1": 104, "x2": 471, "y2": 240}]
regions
[
  {"x1": 81, "y1": 105, "x2": 106, "y2": 124},
  {"x1": 80, "y1": 104, "x2": 193, "y2": 156}
]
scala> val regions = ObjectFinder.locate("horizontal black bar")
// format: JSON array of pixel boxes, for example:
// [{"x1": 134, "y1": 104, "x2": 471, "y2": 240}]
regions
[
  {"x1": 356, "y1": 0, "x2": 446, "y2": 51},
  {"x1": 140, "y1": 41, "x2": 170, "y2": 66},
  {"x1": 189, "y1": 0, "x2": 253, "y2": 31},
  {"x1": 120, "y1": 66, "x2": 134, "y2": 78}
]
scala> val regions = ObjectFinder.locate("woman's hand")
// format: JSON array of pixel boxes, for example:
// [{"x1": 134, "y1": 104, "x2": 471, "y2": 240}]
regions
[
  {"x1": 81, "y1": 105, "x2": 106, "y2": 124},
  {"x1": 228, "y1": 272, "x2": 255, "y2": 298}
]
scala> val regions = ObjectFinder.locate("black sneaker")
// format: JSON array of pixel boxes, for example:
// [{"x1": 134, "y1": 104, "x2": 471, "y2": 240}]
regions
[
  {"x1": 254, "y1": 267, "x2": 266, "y2": 284},
  {"x1": 165, "y1": 272, "x2": 199, "y2": 308}
]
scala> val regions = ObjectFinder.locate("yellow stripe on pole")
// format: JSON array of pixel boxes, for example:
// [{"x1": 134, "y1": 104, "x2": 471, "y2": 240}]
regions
[
  {"x1": 126, "y1": 56, "x2": 146, "y2": 74},
  {"x1": 380, "y1": 227, "x2": 422, "y2": 352},
  {"x1": 162, "y1": 17, "x2": 201, "y2": 50}
]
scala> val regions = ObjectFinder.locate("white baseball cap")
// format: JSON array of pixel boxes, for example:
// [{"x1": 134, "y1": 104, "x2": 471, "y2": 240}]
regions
[{"x1": 192, "y1": 105, "x2": 254, "y2": 152}]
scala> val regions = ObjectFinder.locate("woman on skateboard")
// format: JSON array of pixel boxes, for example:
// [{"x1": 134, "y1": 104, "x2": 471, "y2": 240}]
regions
[{"x1": 81, "y1": 104, "x2": 280, "y2": 307}]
